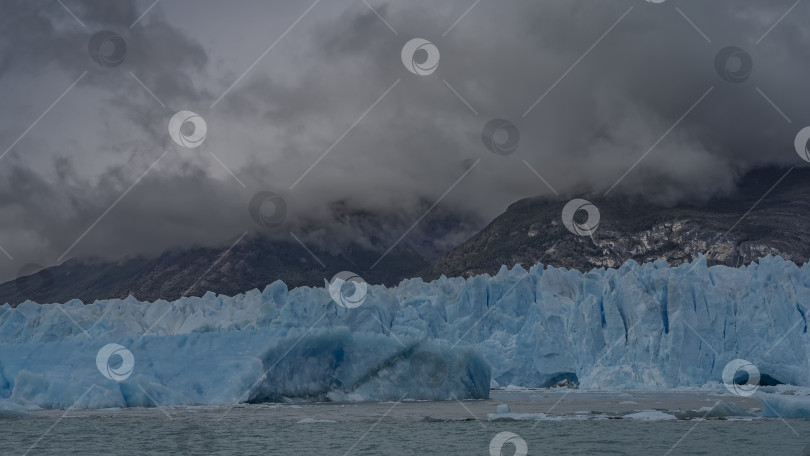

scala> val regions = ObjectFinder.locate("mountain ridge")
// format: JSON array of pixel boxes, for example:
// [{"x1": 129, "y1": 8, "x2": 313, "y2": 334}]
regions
[
  {"x1": 420, "y1": 167, "x2": 810, "y2": 280},
  {"x1": 3, "y1": 167, "x2": 808, "y2": 306}
]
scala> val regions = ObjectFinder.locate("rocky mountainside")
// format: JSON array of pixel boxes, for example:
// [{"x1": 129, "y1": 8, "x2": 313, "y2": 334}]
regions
[
  {"x1": 4, "y1": 167, "x2": 808, "y2": 306},
  {"x1": 421, "y1": 167, "x2": 810, "y2": 280},
  {"x1": 0, "y1": 202, "x2": 479, "y2": 306},
  {"x1": 0, "y1": 236, "x2": 430, "y2": 306}
]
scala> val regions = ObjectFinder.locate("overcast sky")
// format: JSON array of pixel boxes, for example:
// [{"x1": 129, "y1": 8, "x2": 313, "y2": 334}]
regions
[{"x1": 0, "y1": 0, "x2": 808, "y2": 282}]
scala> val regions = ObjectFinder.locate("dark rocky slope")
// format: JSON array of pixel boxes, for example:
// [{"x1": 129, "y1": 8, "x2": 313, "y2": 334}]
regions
[{"x1": 421, "y1": 167, "x2": 810, "y2": 280}]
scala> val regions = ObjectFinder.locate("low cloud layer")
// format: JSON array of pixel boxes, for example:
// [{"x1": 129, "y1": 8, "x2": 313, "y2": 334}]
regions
[{"x1": 0, "y1": 0, "x2": 808, "y2": 281}]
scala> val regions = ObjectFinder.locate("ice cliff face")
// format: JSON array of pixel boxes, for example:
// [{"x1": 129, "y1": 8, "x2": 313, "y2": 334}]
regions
[{"x1": 1, "y1": 255, "x2": 809, "y2": 410}]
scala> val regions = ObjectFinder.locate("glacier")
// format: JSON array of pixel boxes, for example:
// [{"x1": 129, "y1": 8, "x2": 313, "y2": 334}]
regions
[{"x1": 1, "y1": 254, "x2": 810, "y2": 410}]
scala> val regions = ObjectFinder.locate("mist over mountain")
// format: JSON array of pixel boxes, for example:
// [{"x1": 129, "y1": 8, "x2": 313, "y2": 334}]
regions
[
  {"x1": 3, "y1": 0, "x2": 810, "y2": 286},
  {"x1": 0, "y1": 201, "x2": 479, "y2": 305},
  {"x1": 3, "y1": 166, "x2": 808, "y2": 306}
]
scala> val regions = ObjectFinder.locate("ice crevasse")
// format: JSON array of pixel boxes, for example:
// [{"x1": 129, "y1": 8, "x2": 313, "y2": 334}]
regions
[{"x1": 1, "y1": 255, "x2": 810, "y2": 410}]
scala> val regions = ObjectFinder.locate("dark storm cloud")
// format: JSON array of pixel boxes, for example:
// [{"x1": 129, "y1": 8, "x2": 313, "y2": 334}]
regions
[{"x1": 1, "y1": 0, "x2": 809, "y2": 282}]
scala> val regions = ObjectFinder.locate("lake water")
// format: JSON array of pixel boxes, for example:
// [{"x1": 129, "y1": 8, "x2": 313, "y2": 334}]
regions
[{"x1": 4, "y1": 390, "x2": 810, "y2": 455}]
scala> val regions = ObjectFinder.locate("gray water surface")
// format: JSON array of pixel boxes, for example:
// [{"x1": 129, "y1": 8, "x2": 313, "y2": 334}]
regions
[{"x1": 4, "y1": 390, "x2": 809, "y2": 455}]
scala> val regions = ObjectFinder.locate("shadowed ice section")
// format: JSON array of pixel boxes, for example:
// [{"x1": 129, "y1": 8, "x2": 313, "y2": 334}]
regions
[
  {"x1": 251, "y1": 329, "x2": 489, "y2": 402},
  {"x1": 2, "y1": 254, "x2": 810, "y2": 410}
]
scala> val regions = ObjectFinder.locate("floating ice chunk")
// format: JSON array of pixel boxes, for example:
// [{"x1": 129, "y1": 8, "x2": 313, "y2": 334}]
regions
[
  {"x1": 487, "y1": 411, "x2": 548, "y2": 421},
  {"x1": 758, "y1": 393, "x2": 810, "y2": 418},
  {"x1": 297, "y1": 418, "x2": 337, "y2": 424},
  {"x1": 672, "y1": 401, "x2": 751, "y2": 419},
  {"x1": 505, "y1": 385, "x2": 527, "y2": 391},
  {"x1": 624, "y1": 410, "x2": 677, "y2": 421}
]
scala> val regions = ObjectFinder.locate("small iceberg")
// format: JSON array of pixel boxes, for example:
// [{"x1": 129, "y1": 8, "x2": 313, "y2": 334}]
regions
[
  {"x1": 757, "y1": 393, "x2": 810, "y2": 418},
  {"x1": 624, "y1": 410, "x2": 676, "y2": 421},
  {"x1": 297, "y1": 418, "x2": 337, "y2": 424},
  {"x1": 487, "y1": 403, "x2": 548, "y2": 421},
  {"x1": 672, "y1": 401, "x2": 751, "y2": 419}
]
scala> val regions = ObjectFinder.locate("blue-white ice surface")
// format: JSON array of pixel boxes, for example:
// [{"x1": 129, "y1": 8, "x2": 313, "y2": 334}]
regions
[{"x1": 2, "y1": 255, "x2": 810, "y2": 410}]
